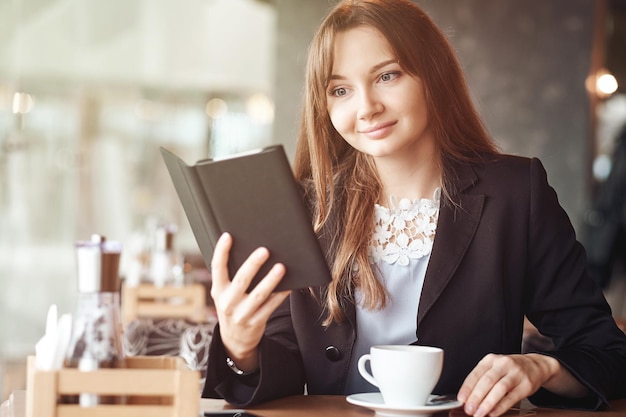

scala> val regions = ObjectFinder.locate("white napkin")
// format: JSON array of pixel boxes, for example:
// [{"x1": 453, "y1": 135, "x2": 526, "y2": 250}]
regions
[
  {"x1": 53, "y1": 314, "x2": 72, "y2": 369},
  {"x1": 34, "y1": 305, "x2": 72, "y2": 370}
]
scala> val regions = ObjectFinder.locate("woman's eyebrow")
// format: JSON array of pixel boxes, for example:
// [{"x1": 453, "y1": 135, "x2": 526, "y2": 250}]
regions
[
  {"x1": 370, "y1": 59, "x2": 398, "y2": 73},
  {"x1": 329, "y1": 59, "x2": 398, "y2": 81}
]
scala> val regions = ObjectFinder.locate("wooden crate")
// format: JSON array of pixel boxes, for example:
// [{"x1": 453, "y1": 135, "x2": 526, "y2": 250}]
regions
[
  {"x1": 121, "y1": 282, "x2": 208, "y2": 324},
  {"x1": 26, "y1": 356, "x2": 199, "y2": 417}
]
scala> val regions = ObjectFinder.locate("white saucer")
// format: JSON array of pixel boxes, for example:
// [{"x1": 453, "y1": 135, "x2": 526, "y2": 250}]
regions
[{"x1": 346, "y1": 393, "x2": 462, "y2": 417}]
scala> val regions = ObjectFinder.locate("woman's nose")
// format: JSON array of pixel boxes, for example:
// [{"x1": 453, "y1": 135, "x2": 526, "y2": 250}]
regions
[{"x1": 357, "y1": 89, "x2": 383, "y2": 120}]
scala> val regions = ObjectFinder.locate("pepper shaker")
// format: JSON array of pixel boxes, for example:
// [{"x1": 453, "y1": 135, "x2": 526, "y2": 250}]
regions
[{"x1": 64, "y1": 234, "x2": 125, "y2": 406}]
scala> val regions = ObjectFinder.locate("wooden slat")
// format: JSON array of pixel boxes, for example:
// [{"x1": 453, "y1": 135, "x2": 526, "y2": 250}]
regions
[
  {"x1": 137, "y1": 303, "x2": 194, "y2": 317},
  {"x1": 57, "y1": 404, "x2": 174, "y2": 417},
  {"x1": 26, "y1": 357, "x2": 56, "y2": 417},
  {"x1": 173, "y1": 367, "x2": 200, "y2": 417},
  {"x1": 136, "y1": 284, "x2": 203, "y2": 299},
  {"x1": 57, "y1": 369, "x2": 179, "y2": 395},
  {"x1": 124, "y1": 356, "x2": 179, "y2": 369},
  {"x1": 121, "y1": 283, "x2": 207, "y2": 323}
]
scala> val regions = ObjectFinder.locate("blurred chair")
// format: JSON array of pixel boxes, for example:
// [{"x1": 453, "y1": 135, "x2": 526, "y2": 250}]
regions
[
  {"x1": 121, "y1": 281, "x2": 217, "y2": 384},
  {"x1": 123, "y1": 317, "x2": 216, "y2": 384},
  {"x1": 583, "y1": 124, "x2": 626, "y2": 289},
  {"x1": 121, "y1": 282, "x2": 209, "y2": 325}
]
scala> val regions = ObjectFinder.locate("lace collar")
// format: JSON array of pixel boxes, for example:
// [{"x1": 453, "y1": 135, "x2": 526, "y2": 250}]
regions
[{"x1": 368, "y1": 188, "x2": 441, "y2": 266}]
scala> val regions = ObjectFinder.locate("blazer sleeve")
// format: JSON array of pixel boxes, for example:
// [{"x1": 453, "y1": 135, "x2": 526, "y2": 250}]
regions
[
  {"x1": 201, "y1": 295, "x2": 307, "y2": 406},
  {"x1": 523, "y1": 158, "x2": 626, "y2": 409}
]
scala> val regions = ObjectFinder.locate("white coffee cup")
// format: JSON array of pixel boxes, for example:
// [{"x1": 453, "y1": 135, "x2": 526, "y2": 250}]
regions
[{"x1": 358, "y1": 345, "x2": 443, "y2": 407}]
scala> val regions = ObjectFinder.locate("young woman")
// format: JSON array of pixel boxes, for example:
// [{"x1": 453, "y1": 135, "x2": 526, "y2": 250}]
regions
[{"x1": 202, "y1": 1, "x2": 626, "y2": 416}]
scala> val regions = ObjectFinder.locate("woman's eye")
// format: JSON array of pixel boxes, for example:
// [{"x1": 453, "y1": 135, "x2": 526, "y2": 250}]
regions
[
  {"x1": 380, "y1": 71, "x2": 399, "y2": 82},
  {"x1": 330, "y1": 87, "x2": 348, "y2": 97}
]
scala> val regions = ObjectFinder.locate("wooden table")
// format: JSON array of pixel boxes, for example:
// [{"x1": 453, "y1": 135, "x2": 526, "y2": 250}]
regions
[{"x1": 201, "y1": 395, "x2": 626, "y2": 417}]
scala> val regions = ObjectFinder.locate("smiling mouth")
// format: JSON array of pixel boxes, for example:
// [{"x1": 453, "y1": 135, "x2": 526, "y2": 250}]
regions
[{"x1": 358, "y1": 121, "x2": 397, "y2": 137}]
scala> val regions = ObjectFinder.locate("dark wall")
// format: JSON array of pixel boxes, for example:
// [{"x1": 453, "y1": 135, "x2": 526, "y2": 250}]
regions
[
  {"x1": 274, "y1": 0, "x2": 595, "y2": 230},
  {"x1": 423, "y1": 0, "x2": 594, "y2": 230}
]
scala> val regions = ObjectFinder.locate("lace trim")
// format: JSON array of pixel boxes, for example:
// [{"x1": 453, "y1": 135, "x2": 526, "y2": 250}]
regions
[{"x1": 368, "y1": 188, "x2": 441, "y2": 266}]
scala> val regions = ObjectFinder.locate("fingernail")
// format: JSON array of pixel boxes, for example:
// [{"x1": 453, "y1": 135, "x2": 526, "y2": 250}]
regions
[
  {"x1": 474, "y1": 407, "x2": 487, "y2": 417},
  {"x1": 464, "y1": 403, "x2": 476, "y2": 415}
]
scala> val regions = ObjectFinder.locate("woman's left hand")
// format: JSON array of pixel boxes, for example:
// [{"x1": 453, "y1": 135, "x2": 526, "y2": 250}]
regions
[{"x1": 457, "y1": 353, "x2": 559, "y2": 417}]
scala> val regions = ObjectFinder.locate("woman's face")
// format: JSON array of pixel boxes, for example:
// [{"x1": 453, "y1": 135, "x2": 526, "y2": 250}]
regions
[{"x1": 326, "y1": 26, "x2": 434, "y2": 162}]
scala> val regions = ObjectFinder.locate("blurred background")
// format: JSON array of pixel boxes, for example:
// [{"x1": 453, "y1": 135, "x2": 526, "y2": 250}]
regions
[{"x1": 1, "y1": 0, "x2": 625, "y2": 401}]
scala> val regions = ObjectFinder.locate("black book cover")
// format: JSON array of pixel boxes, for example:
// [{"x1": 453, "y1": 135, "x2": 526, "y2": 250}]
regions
[{"x1": 160, "y1": 145, "x2": 331, "y2": 292}]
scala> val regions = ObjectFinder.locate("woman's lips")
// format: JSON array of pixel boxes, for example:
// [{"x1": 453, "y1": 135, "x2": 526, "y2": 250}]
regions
[{"x1": 358, "y1": 121, "x2": 397, "y2": 139}]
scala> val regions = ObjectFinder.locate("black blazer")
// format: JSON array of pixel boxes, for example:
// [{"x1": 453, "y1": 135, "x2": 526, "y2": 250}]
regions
[{"x1": 203, "y1": 155, "x2": 626, "y2": 409}]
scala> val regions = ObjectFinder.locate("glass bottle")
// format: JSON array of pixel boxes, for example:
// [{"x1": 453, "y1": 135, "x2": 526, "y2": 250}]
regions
[
  {"x1": 150, "y1": 224, "x2": 184, "y2": 287},
  {"x1": 64, "y1": 235, "x2": 125, "y2": 406}
]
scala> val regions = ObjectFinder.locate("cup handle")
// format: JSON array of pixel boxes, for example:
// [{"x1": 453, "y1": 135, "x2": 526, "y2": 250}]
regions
[{"x1": 357, "y1": 354, "x2": 378, "y2": 387}]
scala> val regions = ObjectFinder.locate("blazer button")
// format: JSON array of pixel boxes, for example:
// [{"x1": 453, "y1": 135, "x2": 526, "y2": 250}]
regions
[{"x1": 325, "y1": 346, "x2": 341, "y2": 361}]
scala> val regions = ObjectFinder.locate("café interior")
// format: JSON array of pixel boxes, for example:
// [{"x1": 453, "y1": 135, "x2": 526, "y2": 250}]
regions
[{"x1": 1, "y1": 0, "x2": 626, "y2": 412}]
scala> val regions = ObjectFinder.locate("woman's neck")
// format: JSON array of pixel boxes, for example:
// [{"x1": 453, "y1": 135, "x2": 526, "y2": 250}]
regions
[{"x1": 374, "y1": 151, "x2": 442, "y2": 204}]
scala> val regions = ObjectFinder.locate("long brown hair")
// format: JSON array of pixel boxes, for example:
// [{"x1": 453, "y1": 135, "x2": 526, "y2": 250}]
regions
[{"x1": 293, "y1": 0, "x2": 499, "y2": 325}]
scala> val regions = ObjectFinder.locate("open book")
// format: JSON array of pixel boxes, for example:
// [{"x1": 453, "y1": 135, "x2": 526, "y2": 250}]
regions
[{"x1": 160, "y1": 145, "x2": 331, "y2": 292}]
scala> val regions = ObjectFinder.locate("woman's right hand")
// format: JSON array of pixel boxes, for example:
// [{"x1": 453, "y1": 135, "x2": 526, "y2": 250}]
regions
[{"x1": 210, "y1": 232, "x2": 291, "y2": 373}]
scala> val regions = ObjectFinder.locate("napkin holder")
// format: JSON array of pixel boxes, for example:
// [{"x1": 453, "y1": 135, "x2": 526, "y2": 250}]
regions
[{"x1": 26, "y1": 355, "x2": 199, "y2": 417}]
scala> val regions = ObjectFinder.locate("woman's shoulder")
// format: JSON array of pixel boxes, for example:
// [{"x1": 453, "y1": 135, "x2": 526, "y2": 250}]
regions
[
  {"x1": 478, "y1": 153, "x2": 533, "y2": 170},
  {"x1": 459, "y1": 153, "x2": 551, "y2": 193},
  {"x1": 472, "y1": 153, "x2": 547, "y2": 179}
]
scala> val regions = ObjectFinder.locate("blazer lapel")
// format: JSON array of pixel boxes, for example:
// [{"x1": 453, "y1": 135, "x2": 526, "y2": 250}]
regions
[{"x1": 418, "y1": 165, "x2": 484, "y2": 326}]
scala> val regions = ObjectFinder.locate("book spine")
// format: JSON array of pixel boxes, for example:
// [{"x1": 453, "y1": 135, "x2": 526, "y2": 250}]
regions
[{"x1": 177, "y1": 161, "x2": 221, "y2": 253}]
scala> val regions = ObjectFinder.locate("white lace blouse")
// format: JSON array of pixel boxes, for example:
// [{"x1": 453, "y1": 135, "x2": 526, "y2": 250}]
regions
[{"x1": 345, "y1": 189, "x2": 441, "y2": 395}]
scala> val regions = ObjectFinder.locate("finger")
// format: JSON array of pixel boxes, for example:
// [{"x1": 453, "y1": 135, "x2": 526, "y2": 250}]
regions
[
  {"x1": 466, "y1": 371, "x2": 506, "y2": 416},
  {"x1": 470, "y1": 376, "x2": 511, "y2": 417},
  {"x1": 229, "y1": 246, "x2": 271, "y2": 293},
  {"x1": 460, "y1": 355, "x2": 504, "y2": 415},
  {"x1": 485, "y1": 389, "x2": 525, "y2": 417},
  {"x1": 250, "y1": 290, "x2": 291, "y2": 327},
  {"x1": 210, "y1": 233, "x2": 234, "y2": 293},
  {"x1": 484, "y1": 364, "x2": 537, "y2": 417},
  {"x1": 458, "y1": 354, "x2": 496, "y2": 403},
  {"x1": 247, "y1": 262, "x2": 287, "y2": 306},
  {"x1": 215, "y1": 246, "x2": 271, "y2": 319},
  {"x1": 231, "y1": 263, "x2": 286, "y2": 324}
]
